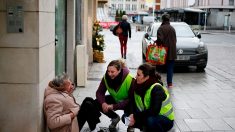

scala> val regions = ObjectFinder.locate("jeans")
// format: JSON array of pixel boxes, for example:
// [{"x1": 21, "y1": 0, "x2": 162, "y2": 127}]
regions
[
  {"x1": 122, "y1": 114, "x2": 173, "y2": 132},
  {"x1": 166, "y1": 60, "x2": 175, "y2": 86},
  {"x1": 95, "y1": 95, "x2": 131, "y2": 119},
  {"x1": 77, "y1": 97, "x2": 101, "y2": 131}
]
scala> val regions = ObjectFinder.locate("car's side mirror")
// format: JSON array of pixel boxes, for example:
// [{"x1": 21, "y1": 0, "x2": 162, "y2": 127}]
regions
[
  {"x1": 195, "y1": 32, "x2": 201, "y2": 39},
  {"x1": 145, "y1": 33, "x2": 150, "y2": 39}
]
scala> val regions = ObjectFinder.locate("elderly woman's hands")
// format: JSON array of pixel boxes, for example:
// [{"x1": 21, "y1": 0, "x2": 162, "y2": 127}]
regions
[
  {"x1": 70, "y1": 112, "x2": 75, "y2": 120},
  {"x1": 102, "y1": 103, "x2": 113, "y2": 113}
]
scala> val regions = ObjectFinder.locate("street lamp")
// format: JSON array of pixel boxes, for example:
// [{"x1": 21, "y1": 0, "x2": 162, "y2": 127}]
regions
[
  {"x1": 228, "y1": 12, "x2": 232, "y2": 33},
  {"x1": 204, "y1": 10, "x2": 207, "y2": 31}
]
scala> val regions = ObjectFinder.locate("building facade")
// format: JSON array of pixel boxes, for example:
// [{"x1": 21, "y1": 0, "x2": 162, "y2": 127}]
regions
[
  {"x1": 108, "y1": 0, "x2": 147, "y2": 15},
  {"x1": 161, "y1": 0, "x2": 188, "y2": 8},
  {"x1": 0, "y1": 0, "x2": 99, "y2": 131},
  {"x1": 194, "y1": 0, "x2": 235, "y2": 29}
]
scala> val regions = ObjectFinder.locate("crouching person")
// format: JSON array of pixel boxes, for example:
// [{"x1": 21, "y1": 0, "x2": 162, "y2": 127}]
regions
[
  {"x1": 44, "y1": 73, "x2": 101, "y2": 132},
  {"x1": 123, "y1": 63, "x2": 174, "y2": 132}
]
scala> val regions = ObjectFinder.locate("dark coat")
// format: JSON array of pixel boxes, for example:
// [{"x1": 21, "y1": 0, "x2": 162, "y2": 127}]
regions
[
  {"x1": 131, "y1": 77, "x2": 166, "y2": 126},
  {"x1": 119, "y1": 20, "x2": 131, "y2": 38},
  {"x1": 156, "y1": 21, "x2": 177, "y2": 60}
]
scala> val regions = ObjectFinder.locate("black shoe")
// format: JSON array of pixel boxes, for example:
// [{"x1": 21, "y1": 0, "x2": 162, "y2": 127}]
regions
[
  {"x1": 127, "y1": 126, "x2": 135, "y2": 132},
  {"x1": 109, "y1": 116, "x2": 120, "y2": 131},
  {"x1": 124, "y1": 55, "x2": 126, "y2": 59}
]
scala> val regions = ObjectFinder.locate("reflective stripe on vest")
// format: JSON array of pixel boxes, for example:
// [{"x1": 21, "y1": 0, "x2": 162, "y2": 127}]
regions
[
  {"x1": 104, "y1": 73, "x2": 133, "y2": 102},
  {"x1": 134, "y1": 83, "x2": 174, "y2": 120}
]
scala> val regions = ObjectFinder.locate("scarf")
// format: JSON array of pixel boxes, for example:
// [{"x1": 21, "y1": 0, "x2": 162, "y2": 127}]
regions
[
  {"x1": 134, "y1": 77, "x2": 158, "y2": 98},
  {"x1": 105, "y1": 69, "x2": 123, "y2": 91}
]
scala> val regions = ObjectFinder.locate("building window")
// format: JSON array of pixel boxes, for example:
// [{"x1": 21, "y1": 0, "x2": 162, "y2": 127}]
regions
[
  {"x1": 112, "y1": 4, "x2": 116, "y2": 10},
  {"x1": 132, "y1": 0, "x2": 137, "y2": 1},
  {"x1": 229, "y1": 0, "x2": 234, "y2": 5},
  {"x1": 126, "y1": 4, "x2": 130, "y2": 10},
  {"x1": 118, "y1": 4, "x2": 123, "y2": 10},
  {"x1": 141, "y1": 4, "x2": 145, "y2": 9},
  {"x1": 132, "y1": 4, "x2": 137, "y2": 11},
  {"x1": 126, "y1": 0, "x2": 130, "y2": 1}
]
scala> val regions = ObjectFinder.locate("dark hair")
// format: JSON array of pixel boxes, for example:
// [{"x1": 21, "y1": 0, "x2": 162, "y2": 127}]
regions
[
  {"x1": 138, "y1": 63, "x2": 161, "y2": 80},
  {"x1": 108, "y1": 59, "x2": 126, "y2": 71},
  {"x1": 162, "y1": 13, "x2": 170, "y2": 22}
]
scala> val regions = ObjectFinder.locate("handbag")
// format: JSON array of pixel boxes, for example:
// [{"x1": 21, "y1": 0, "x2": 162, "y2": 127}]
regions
[
  {"x1": 146, "y1": 43, "x2": 168, "y2": 65},
  {"x1": 113, "y1": 23, "x2": 123, "y2": 36},
  {"x1": 116, "y1": 25, "x2": 123, "y2": 35}
]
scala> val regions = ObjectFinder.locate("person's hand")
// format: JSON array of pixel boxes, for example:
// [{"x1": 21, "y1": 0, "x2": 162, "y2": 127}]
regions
[
  {"x1": 70, "y1": 112, "x2": 75, "y2": 120},
  {"x1": 102, "y1": 103, "x2": 109, "y2": 113},
  {"x1": 129, "y1": 114, "x2": 135, "y2": 126},
  {"x1": 107, "y1": 104, "x2": 113, "y2": 111}
]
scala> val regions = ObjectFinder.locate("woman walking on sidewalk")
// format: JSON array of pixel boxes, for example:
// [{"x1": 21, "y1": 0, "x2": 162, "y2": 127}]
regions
[
  {"x1": 96, "y1": 59, "x2": 135, "y2": 131},
  {"x1": 118, "y1": 15, "x2": 131, "y2": 59}
]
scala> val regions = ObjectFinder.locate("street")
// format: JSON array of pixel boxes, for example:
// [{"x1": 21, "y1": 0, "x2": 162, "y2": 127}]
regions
[{"x1": 75, "y1": 26, "x2": 235, "y2": 132}]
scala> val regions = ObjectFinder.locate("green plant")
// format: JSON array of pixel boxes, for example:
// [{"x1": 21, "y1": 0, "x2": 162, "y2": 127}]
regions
[{"x1": 92, "y1": 20, "x2": 105, "y2": 51}]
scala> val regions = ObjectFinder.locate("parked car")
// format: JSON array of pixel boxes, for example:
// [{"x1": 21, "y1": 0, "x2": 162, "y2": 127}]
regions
[{"x1": 142, "y1": 22, "x2": 208, "y2": 71}]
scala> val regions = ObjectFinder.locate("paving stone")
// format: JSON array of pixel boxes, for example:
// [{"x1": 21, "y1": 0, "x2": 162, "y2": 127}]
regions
[
  {"x1": 224, "y1": 118, "x2": 235, "y2": 129},
  {"x1": 185, "y1": 109, "x2": 209, "y2": 119},
  {"x1": 184, "y1": 119, "x2": 211, "y2": 131},
  {"x1": 204, "y1": 119, "x2": 232, "y2": 131},
  {"x1": 175, "y1": 119, "x2": 191, "y2": 131}
]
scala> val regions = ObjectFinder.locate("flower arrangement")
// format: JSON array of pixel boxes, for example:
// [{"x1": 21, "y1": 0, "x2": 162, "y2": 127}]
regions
[{"x1": 92, "y1": 20, "x2": 105, "y2": 63}]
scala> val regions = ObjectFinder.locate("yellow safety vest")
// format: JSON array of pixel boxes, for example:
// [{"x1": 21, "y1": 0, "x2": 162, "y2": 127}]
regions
[
  {"x1": 134, "y1": 83, "x2": 174, "y2": 120},
  {"x1": 104, "y1": 73, "x2": 133, "y2": 102}
]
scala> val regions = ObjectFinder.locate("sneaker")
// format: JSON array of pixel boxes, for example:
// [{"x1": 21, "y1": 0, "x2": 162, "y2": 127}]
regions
[
  {"x1": 127, "y1": 126, "x2": 135, "y2": 132},
  {"x1": 109, "y1": 116, "x2": 120, "y2": 131}
]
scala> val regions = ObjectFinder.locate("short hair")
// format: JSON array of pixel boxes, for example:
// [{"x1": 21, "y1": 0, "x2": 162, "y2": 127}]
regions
[
  {"x1": 162, "y1": 13, "x2": 170, "y2": 22},
  {"x1": 122, "y1": 15, "x2": 128, "y2": 20},
  {"x1": 51, "y1": 73, "x2": 69, "y2": 91}
]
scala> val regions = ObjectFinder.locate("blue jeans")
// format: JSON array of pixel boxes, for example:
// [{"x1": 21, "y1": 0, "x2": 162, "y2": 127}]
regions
[
  {"x1": 122, "y1": 114, "x2": 174, "y2": 132},
  {"x1": 145, "y1": 115, "x2": 174, "y2": 132},
  {"x1": 166, "y1": 60, "x2": 175, "y2": 85}
]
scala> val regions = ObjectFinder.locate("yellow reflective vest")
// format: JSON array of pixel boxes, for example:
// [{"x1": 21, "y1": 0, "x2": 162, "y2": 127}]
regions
[
  {"x1": 104, "y1": 73, "x2": 133, "y2": 103},
  {"x1": 134, "y1": 83, "x2": 174, "y2": 120}
]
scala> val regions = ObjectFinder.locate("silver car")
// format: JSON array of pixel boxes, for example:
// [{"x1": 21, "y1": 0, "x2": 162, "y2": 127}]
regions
[{"x1": 142, "y1": 22, "x2": 208, "y2": 71}]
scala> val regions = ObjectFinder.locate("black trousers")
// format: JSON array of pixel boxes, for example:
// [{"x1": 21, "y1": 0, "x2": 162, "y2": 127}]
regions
[
  {"x1": 95, "y1": 95, "x2": 131, "y2": 119},
  {"x1": 77, "y1": 97, "x2": 101, "y2": 131}
]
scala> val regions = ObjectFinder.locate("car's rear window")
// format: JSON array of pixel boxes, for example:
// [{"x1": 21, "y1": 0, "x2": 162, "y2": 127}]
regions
[{"x1": 151, "y1": 24, "x2": 195, "y2": 37}]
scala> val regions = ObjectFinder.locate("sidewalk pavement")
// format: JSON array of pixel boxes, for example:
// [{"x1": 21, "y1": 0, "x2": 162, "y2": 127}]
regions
[
  {"x1": 73, "y1": 28, "x2": 145, "y2": 132},
  {"x1": 73, "y1": 28, "x2": 235, "y2": 132},
  {"x1": 199, "y1": 29, "x2": 235, "y2": 34}
]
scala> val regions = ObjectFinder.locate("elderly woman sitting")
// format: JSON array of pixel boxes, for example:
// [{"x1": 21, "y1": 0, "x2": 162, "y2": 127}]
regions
[{"x1": 43, "y1": 73, "x2": 101, "y2": 132}]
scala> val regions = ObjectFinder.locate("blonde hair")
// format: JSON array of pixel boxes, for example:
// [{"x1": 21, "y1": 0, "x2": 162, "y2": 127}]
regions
[
  {"x1": 122, "y1": 15, "x2": 128, "y2": 20},
  {"x1": 108, "y1": 59, "x2": 126, "y2": 71}
]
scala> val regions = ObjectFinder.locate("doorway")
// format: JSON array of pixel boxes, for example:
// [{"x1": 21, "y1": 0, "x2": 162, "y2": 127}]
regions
[{"x1": 55, "y1": 0, "x2": 66, "y2": 76}]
